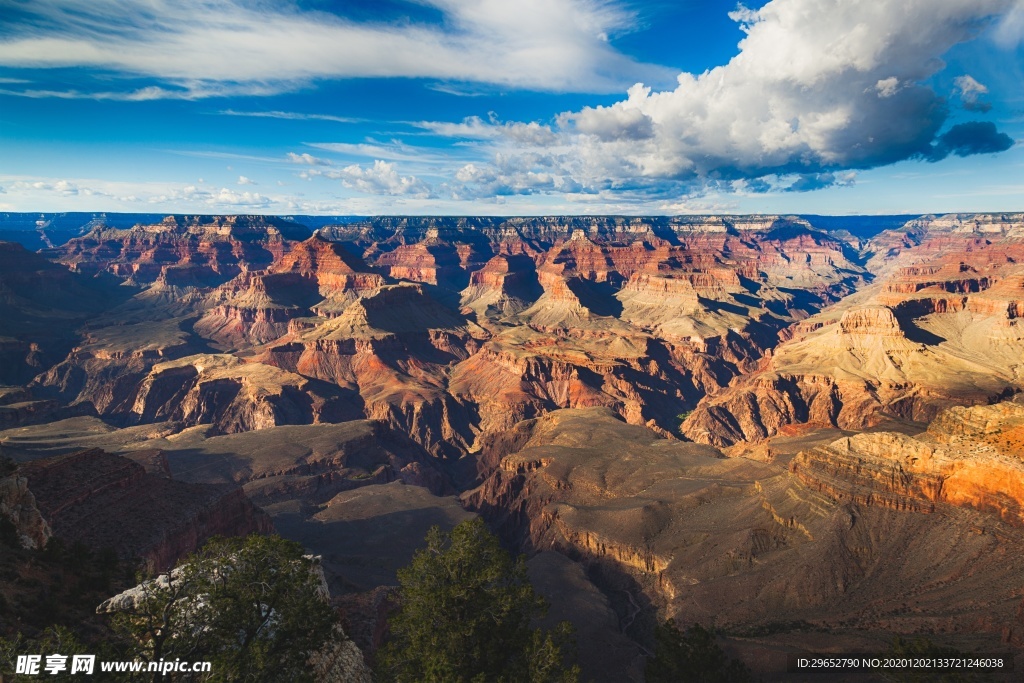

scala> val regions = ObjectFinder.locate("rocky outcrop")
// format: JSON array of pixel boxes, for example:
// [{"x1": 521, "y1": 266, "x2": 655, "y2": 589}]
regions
[
  {"x1": 0, "y1": 469, "x2": 52, "y2": 549},
  {"x1": 0, "y1": 241, "x2": 129, "y2": 383},
  {"x1": 467, "y1": 407, "x2": 1024, "y2": 652},
  {"x1": 0, "y1": 386, "x2": 65, "y2": 428},
  {"x1": 22, "y1": 448, "x2": 273, "y2": 571},
  {"x1": 791, "y1": 400, "x2": 1024, "y2": 525},
  {"x1": 98, "y1": 555, "x2": 372, "y2": 682},
  {"x1": 464, "y1": 408, "x2": 760, "y2": 585},
  {"x1": 310, "y1": 625, "x2": 373, "y2": 683},
  {"x1": 837, "y1": 305, "x2": 902, "y2": 336},
  {"x1": 373, "y1": 241, "x2": 473, "y2": 289},
  {"x1": 130, "y1": 354, "x2": 355, "y2": 435},
  {"x1": 684, "y1": 233, "x2": 1024, "y2": 447},
  {"x1": 194, "y1": 237, "x2": 386, "y2": 349},
  {"x1": 49, "y1": 215, "x2": 311, "y2": 285},
  {"x1": 459, "y1": 254, "x2": 542, "y2": 319}
]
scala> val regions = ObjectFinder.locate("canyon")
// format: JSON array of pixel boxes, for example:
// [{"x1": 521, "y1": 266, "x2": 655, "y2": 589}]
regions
[{"x1": 1, "y1": 212, "x2": 1023, "y2": 680}]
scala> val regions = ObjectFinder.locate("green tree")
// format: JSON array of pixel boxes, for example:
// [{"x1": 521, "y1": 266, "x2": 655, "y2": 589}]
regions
[
  {"x1": 376, "y1": 518, "x2": 579, "y2": 683},
  {"x1": 111, "y1": 534, "x2": 337, "y2": 683},
  {"x1": 645, "y1": 620, "x2": 752, "y2": 683},
  {"x1": 0, "y1": 626, "x2": 99, "y2": 682}
]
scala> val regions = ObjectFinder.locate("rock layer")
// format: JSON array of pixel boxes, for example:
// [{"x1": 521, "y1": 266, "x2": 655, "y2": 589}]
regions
[
  {"x1": 792, "y1": 400, "x2": 1024, "y2": 524},
  {"x1": 21, "y1": 448, "x2": 272, "y2": 571},
  {"x1": 467, "y1": 407, "x2": 1024, "y2": 648},
  {"x1": 684, "y1": 222, "x2": 1024, "y2": 447}
]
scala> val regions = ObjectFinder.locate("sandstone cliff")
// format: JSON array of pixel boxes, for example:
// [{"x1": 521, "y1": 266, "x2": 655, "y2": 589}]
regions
[
  {"x1": 21, "y1": 448, "x2": 273, "y2": 571},
  {"x1": 20, "y1": 215, "x2": 873, "y2": 459},
  {"x1": 0, "y1": 241, "x2": 129, "y2": 383},
  {"x1": 467, "y1": 407, "x2": 1024, "y2": 646},
  {"x1": 792, "y1": 400, "x2": 1024, "y2": 524},
  {"x1": 0, "y1": 468, "x2": 52, "y2": 549},
  {"x1": 49, "y1": 214, "x2": 311, "y2": 285},
  {"x1": 684, "y1": 227, "x2": 1024, "y2": 447}
]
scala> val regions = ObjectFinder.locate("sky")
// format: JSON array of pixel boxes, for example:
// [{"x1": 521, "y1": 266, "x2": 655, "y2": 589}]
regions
[{"x1": 0, "y1": 0, "x2": 1023, "y2": 216}]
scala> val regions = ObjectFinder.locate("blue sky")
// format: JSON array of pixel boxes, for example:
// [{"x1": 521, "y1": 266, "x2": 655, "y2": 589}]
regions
[{"x1": 0, "y1": 0, "x2": 1022, "y2": 215}]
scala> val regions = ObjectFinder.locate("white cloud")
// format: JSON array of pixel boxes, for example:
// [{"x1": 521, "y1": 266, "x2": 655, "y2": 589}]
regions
[
  {"x1": 220, "y1": 110, "x2": 360, "y2": 123},
  {"x1": 9, "y1": 179, "x2": 81, "y2": 196},
  {"x1": 0, "y1": 0, "x2": 673, "y2": 97},
  {"x1": 211, "y1": 188, "x2": 270, "y2": 207},
  {"x1": 414, "y1": 116, "x2": 503, "y2": 140},
  {"x1": 953, "y1": 74, "x2": 993, "y2": 111},
  {"x1": 954, "y1": 75, "x2": 989, "y2": 98},
  {"x1": 3, "y1": 175, "x2": 281, "y2": 210},
  {"x1": 237, "y1": 175, "x2": 256, "y2": 185},
  {"x1": 0, "y1": 83, "x2": 280, "y2": 101},
  {"x1": 53, "y1": 180, "x2": 78, "y2": 195},
  {"x1": 331, "y1": 160, "x2": 432, "y2": 197},
  {"x1": 446, "y1": 0, "x2": 1021, "y2": 201},
  {"x1": 565, "y1": 87, "x2": 655, "y2": 141},
  {"x1": 412, "y1": 116, "x2": 558, "y2": 146},
  {"x1": 994, "y1": 3, "x2": 1024, "y2": 45},
  {"x1": 307, "y1": 140, "x2": 457, "y2": 165},
  {"x1": 875, "y1": 77, "x2": 900, "y2": 98},
  {"x1": 286, "y1": 152, "x2": 332, "y2": 166}
]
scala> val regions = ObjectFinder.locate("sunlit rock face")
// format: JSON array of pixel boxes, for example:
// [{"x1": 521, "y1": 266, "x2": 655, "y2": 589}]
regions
[
  {"x1": 684, "y1": 217, "x2": 1024, "y2": 447},
  {"x1": 27, "y1": 215, "x2": 873, "y2": 458}
]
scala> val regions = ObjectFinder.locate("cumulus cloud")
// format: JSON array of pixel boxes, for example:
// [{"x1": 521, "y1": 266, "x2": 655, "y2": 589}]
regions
[
  {"x1": 445, "y1": 152, "x2": 587, "y2": 200},
  {"x1": 237, "y1": 175, "x2": 256, "y2": 185},
  {"x1": 10, "y1": 179, "x2": 82, "y2": 195},
  {"x1": 287, "y1": 152, "x2": 333, "y2": 166},
  {"x1": 875, "y1": 77, "x2": 900, "y2": 98},
  {"x1": 785, "y1": 172, "x2": 857, "y2": 193},
  {"x1": 331, "y1": 160, "x2": 431, "y2": 197},
  {"x1": 148, "y1": 184, "x2": 273, "y2": 208},
  {"x1": 210, "y1": 188, "x2": 271, "y2": 207},
  {"x1": 563, "y1": 85, "x2": 655, "y2": 141},
  {"x1": 927, "y1": 121, "x2": 1014, "y2": 159},
  {"x1": 446, "y1": 0, "x2": 1020, "y2": 201},
  {"x1": 953, "y1": 74, "x2": 992, "y2": 111},
  {"x1": 563, "y1": 0, "x2": 1017, "y2": 179},
  {"x1": 0, "y1": 0, "x2": 672, "y2": 97}
]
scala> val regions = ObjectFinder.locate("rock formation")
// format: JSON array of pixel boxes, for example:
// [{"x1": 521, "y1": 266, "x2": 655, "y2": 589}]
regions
[
  {"x1": 0, "y1": 241, "x2": 129, "y2": 383},
  {"x1": 466, "y1": 407, "x2": 1024, "y2": 648},
  {"x1": 684, "y1": 219, "x2": 1024, "y2": 447},
  {"x1": 97, "y1": 555, "x2": 373, "y2": 683},
  {"x1": 49, "y1": 214, "x2": 311, "y2": 285},
  {"x1": 0, "y1": 466, "x2": 52, "y2": 549},
  {"x1": 16, "y1": 214, "x2": 873, "y2": 458},
  {"x1": 792, "y1": 399, "x2": 1024, "y2": 524},
  {"x1": 20, "y1": 448, "x2": 272, "y2": 571},
  {"x1": 6, "y1": 212, "x2": 1024, "y2": 676}
]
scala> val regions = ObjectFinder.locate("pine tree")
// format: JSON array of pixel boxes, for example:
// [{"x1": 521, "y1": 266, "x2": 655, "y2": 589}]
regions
[
  {"x1": 376, "y1": 518, "x2": 579, "y2": 683},
  {"x1": 645, "y1": 620, "x2": 752, "y2": 683}
]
